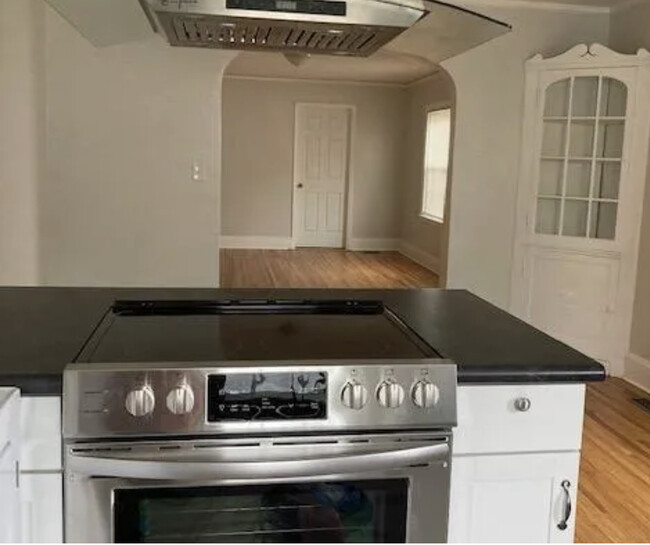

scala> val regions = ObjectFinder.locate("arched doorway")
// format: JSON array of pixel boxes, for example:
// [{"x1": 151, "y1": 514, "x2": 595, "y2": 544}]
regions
[{"x1": 219, "y1": 49, "x2": 457, "y2": 289}]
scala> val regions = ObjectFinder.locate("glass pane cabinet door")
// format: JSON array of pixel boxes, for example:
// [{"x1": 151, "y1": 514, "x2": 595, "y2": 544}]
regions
[{"x1": 535, "y1": 76, "x2": 627, "y2": 240}]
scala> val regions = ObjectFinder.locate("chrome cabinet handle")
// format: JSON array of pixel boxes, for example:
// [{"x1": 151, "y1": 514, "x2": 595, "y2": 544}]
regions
[
  {"x1": 557, "y1": 480, "x2": 572, "y2": 530},
  {"x1": 514, "y1": 397, "x2": 532, "y2": 412}
]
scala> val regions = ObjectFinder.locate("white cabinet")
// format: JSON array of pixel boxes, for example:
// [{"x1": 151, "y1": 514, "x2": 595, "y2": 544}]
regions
[
  {"x1": 19, "y1": 397, "x2": 62, "y2": 472},
  {"x1": 449, "y1": 452, "x2": 580, "y2": 543},
  {"x1": 19, "y1": 474, "x2": 63, "y2": 544},
  {"x1": 0, "y1": 389, "x2": 20, "y2": 543},
  {"x1": 511, "y1": 44, "x2": 650, "y2": 375},
  {"x1": 449, "y1": 384, "x2": 585, "y2": 543},
  {"x1": 19, "y1": 397, "x2": 63, "y2": 544}
]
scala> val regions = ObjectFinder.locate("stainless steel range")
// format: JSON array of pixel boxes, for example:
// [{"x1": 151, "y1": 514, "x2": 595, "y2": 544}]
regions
[{"x1": 63, "y1": 300, "x2": 457, "y2": 543}]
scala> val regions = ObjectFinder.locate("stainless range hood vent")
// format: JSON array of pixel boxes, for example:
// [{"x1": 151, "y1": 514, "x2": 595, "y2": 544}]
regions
[
  {"x1": 141, "y1": 0, "x2": 429, "y2": 57},
  {"x1": 168, "y1": 18, "x2": 393, "y2": 55}
]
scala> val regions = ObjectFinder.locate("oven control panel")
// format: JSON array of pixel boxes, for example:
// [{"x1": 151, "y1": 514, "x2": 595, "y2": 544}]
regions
[
  {"x1": 207, "y1": 372, "x2": 327, "y2": 421},
  {"x1": 63, "y1": 360, "x2": 457, "y2": 439}
]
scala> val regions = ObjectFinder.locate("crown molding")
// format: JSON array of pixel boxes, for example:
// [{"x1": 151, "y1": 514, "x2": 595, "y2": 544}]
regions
[{"x1": 454, "y1": 0, "x2": 610, "y2": 15}]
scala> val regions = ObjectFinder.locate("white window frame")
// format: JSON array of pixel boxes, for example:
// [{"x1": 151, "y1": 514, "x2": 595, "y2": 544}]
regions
[{"x1": 420, "y1": 105, "x2": 452, "y2": 224}]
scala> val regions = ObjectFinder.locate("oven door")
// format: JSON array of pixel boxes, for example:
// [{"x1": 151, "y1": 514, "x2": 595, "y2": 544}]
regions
[{"x1": 65, "y1": 432, "x2": 451, "y2": 543}]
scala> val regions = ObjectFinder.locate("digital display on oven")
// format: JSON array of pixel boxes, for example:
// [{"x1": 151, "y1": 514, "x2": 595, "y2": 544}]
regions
[{"x1": 207, "y1": 372, "x2": 327, "y2": 422}]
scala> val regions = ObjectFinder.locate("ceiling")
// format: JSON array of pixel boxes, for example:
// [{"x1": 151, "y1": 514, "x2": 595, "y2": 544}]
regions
[
  {"x1": 221, "y1": 50, "x2": 436, "y2": 85},
  {"x1": 225, "y1": 50, "x2": 438, "y2": 85}
]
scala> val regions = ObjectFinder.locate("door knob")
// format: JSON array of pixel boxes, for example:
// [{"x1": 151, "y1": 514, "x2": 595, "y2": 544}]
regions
[{"x1": 297, "y1": 183, "x2": 304, "y2": 188}]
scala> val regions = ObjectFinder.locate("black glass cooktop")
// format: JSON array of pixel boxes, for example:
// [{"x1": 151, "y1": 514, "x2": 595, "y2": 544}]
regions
[{"x1": 75, "y1": 300, "x2": 438, "y2": 363}]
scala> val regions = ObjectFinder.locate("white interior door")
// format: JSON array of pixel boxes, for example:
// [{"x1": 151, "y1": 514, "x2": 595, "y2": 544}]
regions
[{"x1": 293, "y1": 104, "x2": 350, "y2": 248}]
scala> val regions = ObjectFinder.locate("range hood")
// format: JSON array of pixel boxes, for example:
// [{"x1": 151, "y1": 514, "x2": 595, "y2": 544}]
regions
[{"x1": 139, "y1": 0, "x2": 431, "y2": 57}]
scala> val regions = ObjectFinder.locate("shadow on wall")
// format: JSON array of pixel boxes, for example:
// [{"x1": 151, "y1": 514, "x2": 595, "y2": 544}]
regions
[{"x1": 219, "y1": 48, "x2": 457, "y2": 286}]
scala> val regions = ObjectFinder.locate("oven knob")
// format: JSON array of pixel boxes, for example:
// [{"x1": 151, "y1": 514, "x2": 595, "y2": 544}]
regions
[
  {"x1": 411, "y1": 380, "x2": 440, "y2": 409},
  {"x1": 340, "y1": 381, "x2": 368, "y2": 410},
  {"x1": 376, "y1": 381, "x2": 405, "y2": 409},
  {"x1": 125, "y1": 385, "x2": 155, "y2": 417},
  {"x1": 166, "y1": 384, "x2": 195, "y2": 415}
]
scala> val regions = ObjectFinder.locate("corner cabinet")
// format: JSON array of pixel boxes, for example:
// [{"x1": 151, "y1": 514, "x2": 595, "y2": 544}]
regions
[{"x1": 511, "y1": 44, "x2": 650, "y2": 375}]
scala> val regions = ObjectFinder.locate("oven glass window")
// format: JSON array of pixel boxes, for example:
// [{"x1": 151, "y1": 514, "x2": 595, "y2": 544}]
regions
[{"x1": 114, "y1": 479, "x2": 408, "y2": 543}]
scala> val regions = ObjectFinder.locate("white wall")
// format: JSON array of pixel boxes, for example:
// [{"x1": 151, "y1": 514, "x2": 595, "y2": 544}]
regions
[
  {"x1": 42, "y1": 6, "x2": 234, "y2": 287},
  {"x1": 0, "y1": 0, "x2": 44, "y2": 285},
  {"x1": 400, "y1": 72, "x2": 455, "y2": 277},
  {"x1": 610, "y1": 1, "x2": 650, "y2": 364},
  {"x1": 221, "y1": 77, "x2": 406, "y2": 246},
  {"x1": 441, "y1": 3, "x2": 610, "y2": 308}
]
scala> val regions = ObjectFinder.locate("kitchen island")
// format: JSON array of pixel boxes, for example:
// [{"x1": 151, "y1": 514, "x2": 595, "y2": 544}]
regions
[
  {"x1": 0, "y1": 287, "x2": 604, "y2": 543},
  {"x1": 0, "y1": 287, "x2": 603, "y2": 394}
]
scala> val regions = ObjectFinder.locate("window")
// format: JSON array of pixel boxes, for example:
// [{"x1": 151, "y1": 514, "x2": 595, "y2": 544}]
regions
[{"x1": 421, "y1": 108, "x2": 452, "y2": 223}]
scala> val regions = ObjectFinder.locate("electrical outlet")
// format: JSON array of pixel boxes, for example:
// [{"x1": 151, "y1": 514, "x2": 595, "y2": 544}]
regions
[
  {"x1": 191, "y1": 162, "x2": 202, "y2": 182},
  {"x1": 190, "y1": 155, "x2": 213, "y2": 183}
]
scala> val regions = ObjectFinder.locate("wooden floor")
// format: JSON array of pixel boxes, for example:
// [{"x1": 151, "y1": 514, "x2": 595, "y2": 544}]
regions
[
  {"x1": 220, "y1": 248, "x2": 439, "y2": 289},
  {"x1": 576, "y1": 378, "x2": 650, "y2": 543},
  {"x1": 220, "y1": 249, "x2": 650, "y2": 542}
]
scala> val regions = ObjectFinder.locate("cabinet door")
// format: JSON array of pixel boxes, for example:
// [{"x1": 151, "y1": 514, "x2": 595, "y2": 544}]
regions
[
  {"x1": 448, "y1": 452, "x2": 580, "y2": 543},
  {"x1": 0, "y1": 390, "x2": 20, "y2": 543},
  {"x1": 20, "y1": 473, "x2": 63, "y2": 543}
]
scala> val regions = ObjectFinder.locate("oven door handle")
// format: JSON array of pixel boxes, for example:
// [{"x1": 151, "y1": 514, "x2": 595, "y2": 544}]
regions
[{"x1": 67, "y1": 442, "x2": 449, "y2": 481}]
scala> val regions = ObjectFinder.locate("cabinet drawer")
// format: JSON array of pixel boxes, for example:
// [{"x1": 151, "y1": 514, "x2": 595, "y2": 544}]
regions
[
  {"x1": 20, "y1": 397, "x2": 62, "y2": 471},
  {"x1": 454, "y1": 384, "x2": 585, "y2": 455}
]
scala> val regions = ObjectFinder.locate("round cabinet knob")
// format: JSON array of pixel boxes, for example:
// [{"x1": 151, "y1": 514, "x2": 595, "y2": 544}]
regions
[
  {"x1": 166, "y1": 384, "x2": 195, "y2": 415},
  {"x1": 411, "y1": 380, "x2": 440, "y2": 409},
  {"x1": 341, "y1": 381, "x2": 368, "y2": 410},
  {"x1": 514, "y1": 397, "x2": 532, "y2": 412},
  {"x1": 125, "y1": 385, "x2": 155, "y2": 417},
  {"x1": 376, "y1": 381, "x2": 405, "y2": 409}
]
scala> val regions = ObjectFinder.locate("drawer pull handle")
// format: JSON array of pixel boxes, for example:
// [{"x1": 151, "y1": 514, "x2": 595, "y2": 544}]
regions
[
  {"x1": 557, "y1": 480, "x2": 572, "y2": 530},
  {"x1": 514, "y1": 397, "x2": 532, "y2": 412}
]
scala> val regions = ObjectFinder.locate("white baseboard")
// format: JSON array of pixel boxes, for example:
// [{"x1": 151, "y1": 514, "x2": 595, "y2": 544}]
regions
[
  {"x1": 398, "y1": 241, "x2": 441, "y2": 274},
  {"x1": 346, "y1": 238, "x2": 399, "y2": 252},
  {"x1": 220, "y1": 236, "x2": 292, "y2": 250},
  {"x1": 624, "y1": 353, "x2": 650, "y2": 393}
]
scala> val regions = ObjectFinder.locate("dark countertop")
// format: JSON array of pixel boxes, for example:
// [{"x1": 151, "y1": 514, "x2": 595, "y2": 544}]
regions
[{"x1": 0, "y1": 287, "x2": 605, "y2": 395}]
